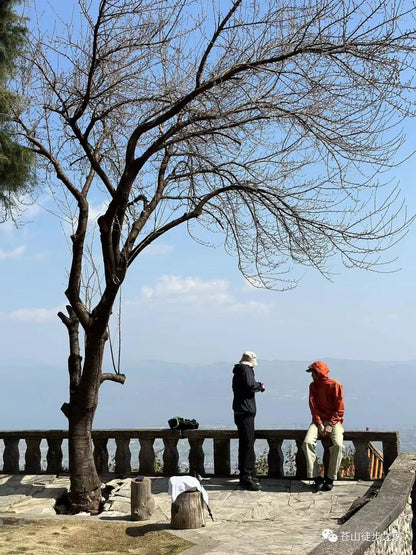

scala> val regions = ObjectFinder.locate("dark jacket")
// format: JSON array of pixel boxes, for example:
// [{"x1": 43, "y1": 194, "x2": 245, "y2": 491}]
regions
[{"x1": 232, "y1": 363, "x2": 263, "y2": 415}]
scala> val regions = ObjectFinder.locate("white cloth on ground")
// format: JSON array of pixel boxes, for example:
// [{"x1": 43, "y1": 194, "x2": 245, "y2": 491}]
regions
[{"x1": 168, "y1": 475, "x2": 209, "y2": 506}]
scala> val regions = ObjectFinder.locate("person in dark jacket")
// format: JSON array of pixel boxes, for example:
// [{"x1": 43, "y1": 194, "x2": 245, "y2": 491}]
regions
[{"x1": 232, "y1": 351, "x2": 265, "y2": 491}]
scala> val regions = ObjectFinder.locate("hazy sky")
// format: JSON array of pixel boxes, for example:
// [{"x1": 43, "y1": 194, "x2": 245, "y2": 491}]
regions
[
  {"x1": 1, "y1": 154, "x2": 415, "y2": 368},
  {"x1": 1, "y1": 1, "x2": 415, "y2": 372}
]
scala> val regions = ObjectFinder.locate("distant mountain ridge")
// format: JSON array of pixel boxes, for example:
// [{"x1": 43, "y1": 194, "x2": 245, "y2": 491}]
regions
[
  {"x1": 96, "y1": 357, "x2": 415, "y2": 430},
  {"x1": 2, "y1": 359, "x2": 415, "y2": 449}
]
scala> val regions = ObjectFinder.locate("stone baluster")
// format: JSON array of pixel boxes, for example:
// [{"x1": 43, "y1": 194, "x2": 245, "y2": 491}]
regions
[
  {"x1": 139, "y1": 438, "x2": 156, "y2": 474},
  {"x1": 3, "y1": 438, "x2": 20, "y2": 473},
  {"x1": 25, "y1": 438, "x2": 42, "y2": 473},
  {"x1": 46, "y1": 438, "x2": 63, "y2": 473},
  {"x1": 295, "y1": 439, "x2": 307, "y2": 479},
  {"x1": 93, "y1": 438, "x2": 109, "y2": 474},
  {"x1": 188, "y1": 438, "x2": 205, "y2": 476},
  {"x1": 163, "y1": 438, "x2": 179, "y2": 476},
  {"x1": 353, "y1": 439, "x2": 370, "y2": 480},
  {"x1": 115, "y1": 437, "x2": 131, "y2": 475},
  {"x1": 214, "y1": 438, "x2": 231, "y2": 476},
  {"x1": 267, "y1": 438, "x2": 284, "y2": 478}
]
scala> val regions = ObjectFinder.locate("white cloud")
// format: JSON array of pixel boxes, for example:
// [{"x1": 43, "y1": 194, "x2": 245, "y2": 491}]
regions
[
  {"x1": 141, "y1": 286, "x2": 153, "y2": 299},
  {"x1": 0, "y1": 246, "x2": 26, "y2": 260},
  {"x1": 130, "y1": 275, "x2": 270, "y2": 314},
  {"x1": 4, "y1": 306, "x2": 61, "y2": 323},
  {"x1": 142, "y1": 275, "x2": 229, "y2": 297}
]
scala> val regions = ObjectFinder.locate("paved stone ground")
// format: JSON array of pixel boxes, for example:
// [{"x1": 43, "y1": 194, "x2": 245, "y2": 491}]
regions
[{"x1": 0, "y1": 474, "x2": 375, "y2": 554}]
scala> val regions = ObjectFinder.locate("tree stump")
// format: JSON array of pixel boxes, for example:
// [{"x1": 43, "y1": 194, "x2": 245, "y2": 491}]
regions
[
  {"x1": 130, "y1": 477, "x2": 155, "y2": 521},
  {"x1": 171, "y1": 490, "x2": 205, "y2": 529}
]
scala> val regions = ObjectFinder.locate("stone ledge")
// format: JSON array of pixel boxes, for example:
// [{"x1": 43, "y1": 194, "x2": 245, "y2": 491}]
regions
[{"x1": 308, "y1": 453, "x2": 416, "y2": 554}]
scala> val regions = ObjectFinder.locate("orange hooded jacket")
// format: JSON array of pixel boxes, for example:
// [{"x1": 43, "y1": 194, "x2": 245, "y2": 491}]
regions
[{"x1": 308, "y1": 361, "x2": 344, "y2": 427}]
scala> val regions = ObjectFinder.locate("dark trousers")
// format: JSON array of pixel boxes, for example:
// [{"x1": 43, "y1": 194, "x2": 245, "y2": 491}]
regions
[{"x1": 234, "y1": 413, "x2": 256, "y2": 481}]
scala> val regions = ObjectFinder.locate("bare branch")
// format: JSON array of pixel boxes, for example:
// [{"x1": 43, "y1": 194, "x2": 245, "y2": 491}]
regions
[
  {"x1": 58, "y1": 305, "x2": 83, "y2": 393},
  {"x1": 196, "y1": 0, "x2": 242, "y2": 88},
  {"x1": 100, "y1": 373, "x2": 126, "y2": 385}
]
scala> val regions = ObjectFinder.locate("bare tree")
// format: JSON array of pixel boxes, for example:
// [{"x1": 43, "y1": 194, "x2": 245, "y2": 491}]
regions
[{"x1": 13, "y1": 0, "x2": 416, "y2": 512}]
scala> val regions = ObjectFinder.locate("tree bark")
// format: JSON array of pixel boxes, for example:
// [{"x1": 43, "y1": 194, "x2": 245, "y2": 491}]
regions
[
  {"x1": 131, "y1": 477, "x2": 155, "y2": 521},
  {"x1": 68, "y1": 410, "x2": 102, "y2": 514},
  {"x1": 66, "y1": 330, "x2": 107, "y2": 514},
  {"x1": 171, "y1": 491, "x2": 205, "y2": 529}
]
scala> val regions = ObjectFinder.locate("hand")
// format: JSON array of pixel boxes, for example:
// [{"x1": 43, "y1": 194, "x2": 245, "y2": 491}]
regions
[
  {"x1": 323, "y1": 424, "x2": 333, "y2": 436},
  {"x1": 318, "y1": 424, "x2": 325, "y2": 436},
  {"x1": 260, "y1": 383, "x2": 265, "y2": 392}
]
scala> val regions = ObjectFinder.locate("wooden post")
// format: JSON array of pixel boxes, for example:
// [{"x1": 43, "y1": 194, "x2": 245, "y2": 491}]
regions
[
  {"x1": 171, "y1": 490, "x2": 205, "y2": 529},
  {"x1": 130, "y1": 477, "x2": 155, "y2": 521}
]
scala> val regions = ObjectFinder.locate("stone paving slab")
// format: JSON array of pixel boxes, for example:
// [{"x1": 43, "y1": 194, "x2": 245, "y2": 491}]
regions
[{"x1": 0, "y1": 475, "x2": 375, "y2": 554}]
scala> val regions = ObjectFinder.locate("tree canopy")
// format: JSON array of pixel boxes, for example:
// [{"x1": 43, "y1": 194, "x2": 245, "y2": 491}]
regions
[
  {"x1": 0, "y1": 0, "x2": 34, "y2": 222},
  {"x1": 18, "y1": 0, "x2": 416, "y2": 292}
]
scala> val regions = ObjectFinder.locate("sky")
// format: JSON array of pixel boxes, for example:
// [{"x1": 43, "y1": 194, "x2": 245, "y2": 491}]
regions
[
  {"x1": 1, "y1": 152, "x2": 415, "y2": 368},
  {"x1": 1, "y1": 1, "x2": 416, "y2": 376}
]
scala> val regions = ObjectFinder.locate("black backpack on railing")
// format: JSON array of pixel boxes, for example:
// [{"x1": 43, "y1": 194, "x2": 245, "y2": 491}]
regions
[{"x1": 168, "y1": 417, "x2": 199, "y2": 430}]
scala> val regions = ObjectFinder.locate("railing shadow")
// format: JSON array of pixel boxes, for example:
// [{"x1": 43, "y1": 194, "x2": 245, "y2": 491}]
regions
[{"x1": 0, "y1": 475, "x2": 67, "y2": 498}]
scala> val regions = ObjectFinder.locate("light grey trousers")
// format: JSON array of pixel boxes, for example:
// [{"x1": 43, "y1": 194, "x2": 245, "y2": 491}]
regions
[{"x1": 302, "y1": 422, "x2": 344, "y2": 481}]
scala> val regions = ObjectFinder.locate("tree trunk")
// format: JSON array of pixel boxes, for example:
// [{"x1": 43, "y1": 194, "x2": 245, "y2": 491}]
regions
[
  {"x1": 66, "y1": 331, "x2": 106, "y2": 514},
  {"x1": 68, "y1": 407, "x2": 102, "y2": 514}
]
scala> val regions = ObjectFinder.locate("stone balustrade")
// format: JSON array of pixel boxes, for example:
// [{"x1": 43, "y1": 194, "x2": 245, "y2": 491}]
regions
[{"x1": 0, "y1": 429, "x2": 399, "y2": 479}]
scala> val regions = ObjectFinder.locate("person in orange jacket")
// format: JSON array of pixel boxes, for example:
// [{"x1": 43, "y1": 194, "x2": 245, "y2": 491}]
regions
[{"x1": 302, "y1": 360, "x2": 344, "y2": 492}]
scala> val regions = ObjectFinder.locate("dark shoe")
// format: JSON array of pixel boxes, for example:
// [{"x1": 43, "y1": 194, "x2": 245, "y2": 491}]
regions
[
  {"x1": 251, "y1": 476, "x2": 261, "y2": 485},
  {"x1": 313, "y1": 476, "x2": 325, "y2": 492},
  {"x1": 322, "y1": 478, "x2": 334, "y2": 491},
  {"x1": 240, "y1": 477, "x2": 261, "y2": 491}
]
